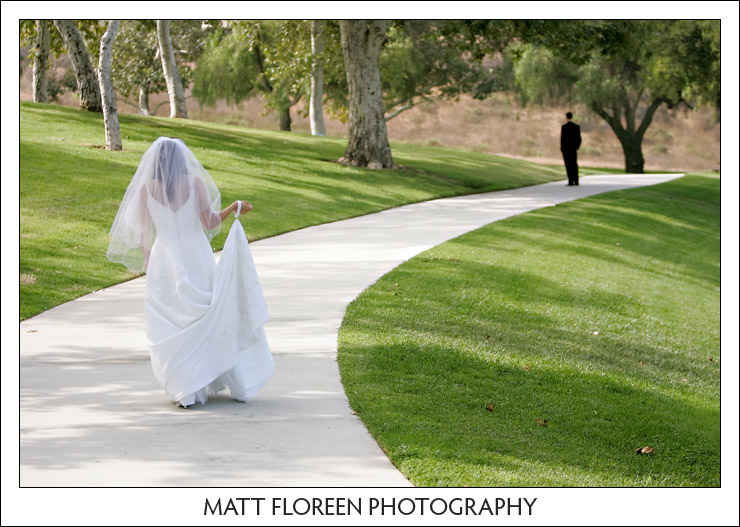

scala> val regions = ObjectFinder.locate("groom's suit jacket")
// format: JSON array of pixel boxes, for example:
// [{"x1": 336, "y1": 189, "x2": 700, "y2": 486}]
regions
[{"x1": 560, "y1": 121, "x2": 582, "y2": 152}]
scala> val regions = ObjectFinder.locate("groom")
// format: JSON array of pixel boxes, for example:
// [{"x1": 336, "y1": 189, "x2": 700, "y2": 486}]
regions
[{"x1": 560, "y1": 112, "x2": 582, "y2": 186}]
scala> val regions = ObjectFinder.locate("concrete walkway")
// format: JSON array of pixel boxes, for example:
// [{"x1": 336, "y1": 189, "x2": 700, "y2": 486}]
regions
[{"x1": 19, "y1": 173, "x2": 682, "y2": 487}]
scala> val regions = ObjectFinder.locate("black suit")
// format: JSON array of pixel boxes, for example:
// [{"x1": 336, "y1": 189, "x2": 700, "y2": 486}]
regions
[{"x1": 561, "y1": 120, "x2": 582, "y2": 185}]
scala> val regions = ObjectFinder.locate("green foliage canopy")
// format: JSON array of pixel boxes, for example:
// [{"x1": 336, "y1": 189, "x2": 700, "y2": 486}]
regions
[
  {"x1": 112, "y1": 20, "x2": 215, "y2": 108},
  {"x1": 509, "y1": 20, "x2": 720, "y2": 172},
  {"x1": 192, "y1": 19, "x2": 513, "y2": 128},
  {"x1": 192, "y1": 20, "x2": 313, "y2": 128}
]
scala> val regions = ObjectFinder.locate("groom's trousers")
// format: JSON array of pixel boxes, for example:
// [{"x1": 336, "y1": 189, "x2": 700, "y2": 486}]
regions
[{"x1": 562, "y1": 149, "x2": 579, "y2": 185}]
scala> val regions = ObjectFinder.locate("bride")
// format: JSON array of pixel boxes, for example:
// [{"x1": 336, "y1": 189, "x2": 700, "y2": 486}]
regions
[{"x1": 106, "y1": 137, "x2": 274, "y2": 408}]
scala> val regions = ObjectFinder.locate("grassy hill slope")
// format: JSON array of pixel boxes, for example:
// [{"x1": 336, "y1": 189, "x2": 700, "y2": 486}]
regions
[
  {"x1": 338, "y1": 172, "x2": 720, "y2": 487},
  {"x1": 20, "y1": 102, "x2": 575, "y2": 319}
]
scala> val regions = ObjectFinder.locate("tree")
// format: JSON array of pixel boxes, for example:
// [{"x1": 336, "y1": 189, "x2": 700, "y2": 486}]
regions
[
  {"x1": 379, "y1": 21, "x2": 511, "y2": 122},
  {"x1": 53, "y1": 19, "x2": 102, "y2": 112},
  {"x1": 32, "y1": 20, "x2": 50, "y2": 103},
  {"x1": 338, "y1": 20, "x2": 394, "y2": 169},
  {"x1": 157, "y1": 19, "x2": 188, "y2": 118},
  {"x1": 650, "y1": 20, "x2": 721, "y2": 118},
  {"x1": 329, "y1": 20, "x2": 511, "y2": 166},
  {"x1": 98, "y1": 20, "x2": 122, "y2": 150},
  {"x1": 112, "y1": 20, "x2": 213, "y2": 116},
  {"x1": 510, "y1": 20, "x2": 720, "y2": 173},
  {"x1": 191, "y1": 19, "x2": 508, "y2": 152},
  {"x1": 193, "y1": 21, "x2": 311, "y2": 131},
  {"x1": 193, "y1": 20, "x2": 312, "y2": 131},
  {"x1": 309, "y1": 20, "x2": 326, "y2": 136},
  {"x1": 111, "y1": 20, "x2": 162, "y2": 115},
  {"x1": 21, "y1": 20, "x2": 102, "y2": 104}
]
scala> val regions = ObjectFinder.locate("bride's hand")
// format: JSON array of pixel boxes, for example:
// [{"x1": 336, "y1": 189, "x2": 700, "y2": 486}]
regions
[{"x1": 238, "y1": 200, "x2": 253, "y2": 213}]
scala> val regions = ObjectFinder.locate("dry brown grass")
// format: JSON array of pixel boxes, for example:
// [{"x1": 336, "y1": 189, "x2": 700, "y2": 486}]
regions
[
  {"x1": 20, "y1": 273, "x2": 36, "y2": 285},
  {"x1": 20, "y1": 56, "x2": 720, "y2": 173},
  {"x1": 382, "y1": 93, "x2": 720, "y2": 172}
]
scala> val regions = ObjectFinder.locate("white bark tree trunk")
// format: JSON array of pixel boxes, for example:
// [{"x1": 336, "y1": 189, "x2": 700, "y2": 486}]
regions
[
  {"x1": 98, "y1": 20, "x2": 122, "y2": 151},
  {"x1": 138, "y1": 83, "x2": 152, "y2": 116},
  {"x1": 156, "y1": 20, "x2": 188, "y2": 118},
  {"x1": 309, "y1": 20, "x2": 326, "y2": 136},
  {"x1": 54, "y1": 20, "x2": 102, "y2": 112},
  {"x1": 32, "y1": 20, "x2": 50, "y2": 103},
  {"x1": 338, "y1": 20, "x2": 394, "y2": 169}
]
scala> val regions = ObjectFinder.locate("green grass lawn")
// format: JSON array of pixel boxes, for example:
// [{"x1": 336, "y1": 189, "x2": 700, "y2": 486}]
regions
[
  {"x1": 337, "y1": 173, "x2": 720, "y2": 487},
  {"x1": 20, "y1": 102, "x2": 576, "y2": 320}
]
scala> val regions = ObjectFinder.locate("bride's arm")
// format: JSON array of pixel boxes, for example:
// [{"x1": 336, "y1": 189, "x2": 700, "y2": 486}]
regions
[
  {"x1": 195, "y1": 179, "x2": 253, "y2": 229},
  {"x1": 218, "y1": 200, "x2": 253, "y2": 222},
  {"x1": 139, "y1": 185, "x2": 152, "y2": 266}
]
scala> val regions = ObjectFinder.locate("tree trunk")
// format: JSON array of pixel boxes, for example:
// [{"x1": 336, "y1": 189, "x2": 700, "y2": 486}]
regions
[
  {"x1": 32, "y1": 20, "x2": 50, "y2": 103},
  {"x1": 338, "y1": 20, "x2": 394, "y2": 169},
  {"x1": 98, "y1": 20, "x2": 122, "y2": 151},
  {"x1": 156, "y1": 20, "x2": 187, "y2": 118},
  {"x1": 591, "y1": 95, "x2": 668, "y2": 174},
  {"x1": 279, "y1": 106, "x2": 291, "y2": 131},
  {"x1": 53, "y1": 20, "x2": 102, "y2": 112},
  {"x1": 138, "y1": 83, "x2": 152, "y2": 116},
  {"x1": 309, "y1": 20, "x2": 326, "y2": 136},
  {"x1": 620, "y1": 135, "x2": 645, "y2": 174}
]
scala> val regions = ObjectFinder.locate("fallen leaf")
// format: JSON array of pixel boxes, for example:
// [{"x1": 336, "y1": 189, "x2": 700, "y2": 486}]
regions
[
  {"x1": 640, "y1": 361, "x2": 646, "y2": 366},
  {"x1": 709, "y1": 357, "x2": 714, "y2": 362},
  {"x1": 524, "y1": 365, "x2": 531, "y2": 371},
  {"x1": 485, "y1": 403, "x2": 494, "y2": 412},
  {"x1": 682, "y1": 378, "x2": 688, "y2": 383},
  {"x1": 536, "y1": 419, "x2": 548, "y2": 427},
  {"x1": 636, "y1": 446, "x2": 654, "y2": 455}
]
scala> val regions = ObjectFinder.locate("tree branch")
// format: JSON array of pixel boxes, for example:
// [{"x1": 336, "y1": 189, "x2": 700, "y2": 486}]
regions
[
  {"x1": 151, "y1": 94, "x2": 194, "y2": 116},
  {"x1": 384, "y1": 101, "x2": 415, "y2": 122},
  {"x1": 625, "y1": 92, "x2": 637, "y2": 135},
  {"x1": 384, "y1": 94, "x2": 441, "y2": 122},
  {"x1": 253, "y1": 43, "x2": 273, "y2": 93},
  {"x1": 152, "y1": 100, "x2": 169, "y2": 116},
  {"x1": 636, "y1": 96, "x2": 669, "y2": 139},
  {"x1": 384, "y1": 95, "x2": 407, "y2": 114},
  {"x1": 289, "y1": 92, "x2": 303, "y2": 107},
  {"x1": 591, "y1": 101, "x2": 621, "y2": 133}
]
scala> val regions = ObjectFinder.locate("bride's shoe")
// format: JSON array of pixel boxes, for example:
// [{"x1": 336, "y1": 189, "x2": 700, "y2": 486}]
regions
[{"x1": 176, "y1": 401, "x2": 191, "y2": 409}]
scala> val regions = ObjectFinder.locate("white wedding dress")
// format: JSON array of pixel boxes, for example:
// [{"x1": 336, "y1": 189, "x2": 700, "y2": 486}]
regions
[{"x1": 144, "y1": 190, "x2": 274, "y2": 406}]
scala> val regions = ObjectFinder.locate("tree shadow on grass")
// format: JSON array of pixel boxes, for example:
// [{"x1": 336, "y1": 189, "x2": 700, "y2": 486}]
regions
[
  {"x1": 516, "y1": 205, "x2": 720, "y2": 290},
  {"x1": 340, "y1": 289, "x2": 720, "y2": 486},
  {"x1": 338, "y1": 176, "x2": 721, "y2": 487},
  {"x1": 350, "y1": 348, "x2": 720, "y2": 487},
  {"x1": 351, "y1": 258, "x2": 717, "y2": 384}
]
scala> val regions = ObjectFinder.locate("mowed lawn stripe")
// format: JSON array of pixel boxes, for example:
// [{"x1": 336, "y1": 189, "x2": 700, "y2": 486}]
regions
[{"x1": 338, "y1": 173, "x2": 720, "y2": 487}]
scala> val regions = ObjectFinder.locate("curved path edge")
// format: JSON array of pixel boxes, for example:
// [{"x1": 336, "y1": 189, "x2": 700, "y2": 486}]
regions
[{"x1": 19, "y1": 173, "x2": 683, "y2": 486}]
